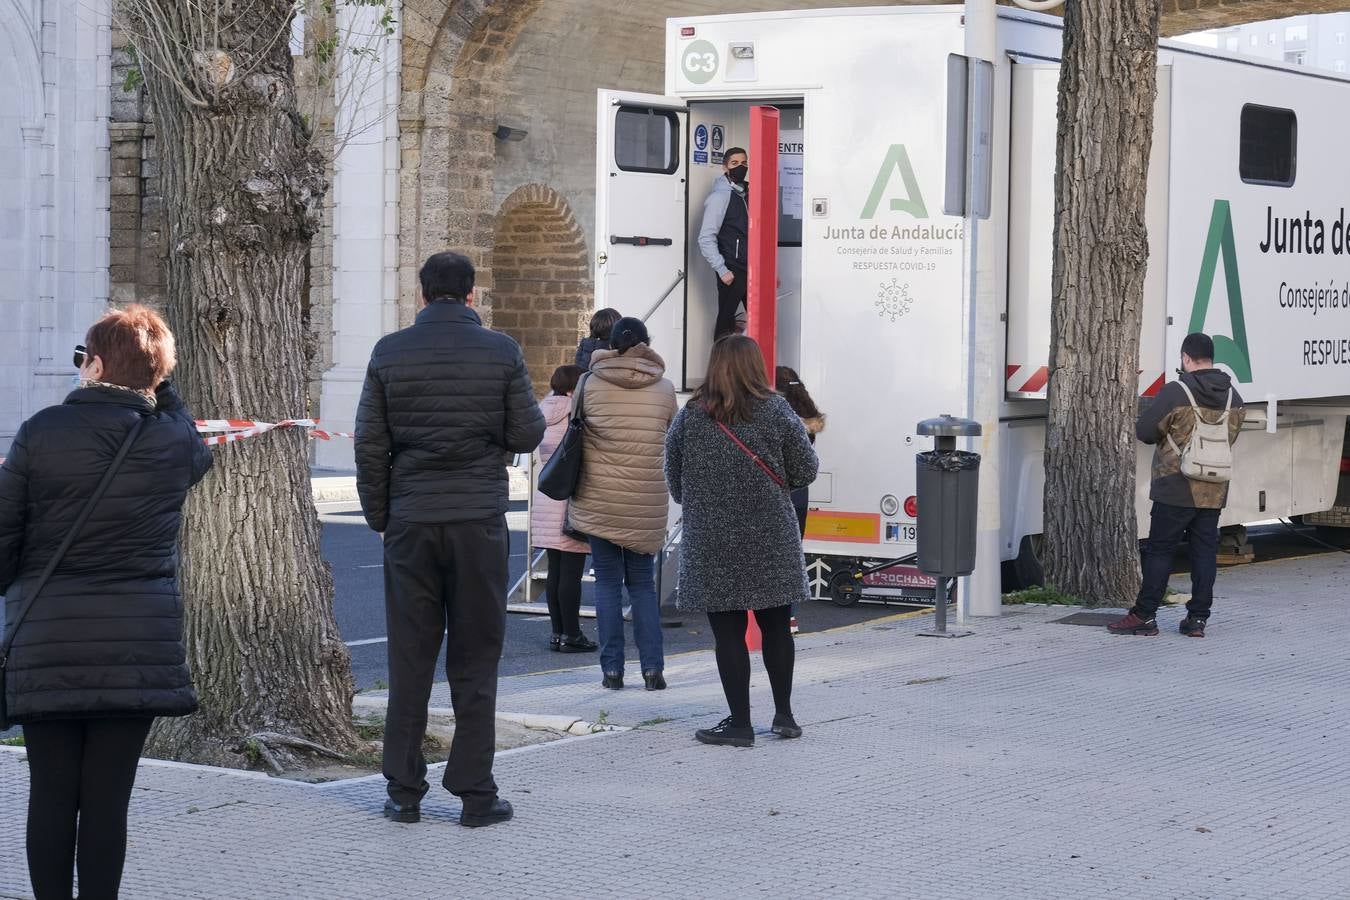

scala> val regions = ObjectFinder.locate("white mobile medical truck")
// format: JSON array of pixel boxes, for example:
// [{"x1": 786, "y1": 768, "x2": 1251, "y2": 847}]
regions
[{"x1": 592, "y1": 5, "x2": 1350, "y2": 603}]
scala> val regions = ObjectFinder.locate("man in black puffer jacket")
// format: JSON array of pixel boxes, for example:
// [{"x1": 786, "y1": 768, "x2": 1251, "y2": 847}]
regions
[{"x1": 356, "y1": 251, "x2": 544, "y2": 829}]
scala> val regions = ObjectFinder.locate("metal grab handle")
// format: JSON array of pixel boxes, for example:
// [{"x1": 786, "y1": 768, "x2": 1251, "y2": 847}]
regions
[
  {"x1": 611, "y1": 235, "x2": 674, "y2": 247},
  {"x1": 641, "y1": 270, "x2": 685, "y2": 322}
]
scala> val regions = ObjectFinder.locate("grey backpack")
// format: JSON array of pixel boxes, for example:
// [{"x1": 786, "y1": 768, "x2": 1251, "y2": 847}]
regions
[{"x1": 1167, "y1": 381, "x2": 1234, "y2": 484}]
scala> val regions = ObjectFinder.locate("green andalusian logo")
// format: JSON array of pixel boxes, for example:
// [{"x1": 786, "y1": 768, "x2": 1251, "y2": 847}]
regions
[
  {"x1": 1189, "y1": 199, "x2": 1254, "y2": 383},
  {"x1": 861, "y1": 145, "x2": 929, "y2": 220}
]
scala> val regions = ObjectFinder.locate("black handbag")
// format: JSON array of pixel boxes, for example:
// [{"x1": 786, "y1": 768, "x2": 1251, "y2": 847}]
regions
[
  {"x1": 537, "y1": 374, "x2": 591, "y2": 501},
  {"x1": 0, "y1": 416, "x2": 146, "y2": 730}
]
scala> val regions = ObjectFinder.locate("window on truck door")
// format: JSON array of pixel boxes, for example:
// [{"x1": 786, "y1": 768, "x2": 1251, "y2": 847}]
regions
[
  {"x1": 1239, "y1": 104, "x2": 1296, "y2": 187},
  {"x1": 615, "y1": 107, "x2": 680, "y2": 175}
]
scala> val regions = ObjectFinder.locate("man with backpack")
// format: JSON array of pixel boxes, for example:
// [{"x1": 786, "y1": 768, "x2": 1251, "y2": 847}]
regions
[{"x1": 1109, "y1": 332, "x2": 1245, "y2": 638}]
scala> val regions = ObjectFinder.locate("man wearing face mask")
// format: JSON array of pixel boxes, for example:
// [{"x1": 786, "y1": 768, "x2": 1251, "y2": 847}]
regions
[{"x1": 698, "y1": 147, "x2": 750, "y2": 340}]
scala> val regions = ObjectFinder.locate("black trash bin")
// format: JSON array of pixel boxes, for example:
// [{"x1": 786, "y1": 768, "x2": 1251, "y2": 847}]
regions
[
  {"x1": 916, "y1": 448, "x2": 981, "y2": 578},
  {"x1": 915, "y1": 415, "x2": 982, "y2": 636}
]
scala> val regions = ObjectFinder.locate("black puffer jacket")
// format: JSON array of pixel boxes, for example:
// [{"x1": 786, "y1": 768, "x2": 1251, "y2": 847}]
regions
[
  {"x1": 355, "y1": 302, "x2": 545, "y2": 531},
  {"x1": 0, "y1": 383, "x2": 213, "y2": 722},
  {"x1": 575, "y1": 337, "x2": 610, "y2": 372}
]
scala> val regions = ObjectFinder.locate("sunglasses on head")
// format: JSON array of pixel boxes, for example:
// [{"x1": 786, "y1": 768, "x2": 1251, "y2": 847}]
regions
[{"x1": 73, "y1": 345, "x2": 88, "y2": 369}]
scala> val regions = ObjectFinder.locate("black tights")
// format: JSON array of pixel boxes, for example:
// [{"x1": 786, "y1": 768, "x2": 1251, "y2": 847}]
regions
[
  {"x1": 707, "y1": 605, "x2": 794, "y2": 727},
  {"x1": 545, "y1": 549, "x2": 587, "y2": 637},
  {"x1": 23, "y1": 717, "x2": 153, "y2": 900}
]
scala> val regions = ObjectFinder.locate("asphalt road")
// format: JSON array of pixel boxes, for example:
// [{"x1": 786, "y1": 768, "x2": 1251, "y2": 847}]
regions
[{"x1": 319, "y1": 500, "x2": 907, "y2": 690}]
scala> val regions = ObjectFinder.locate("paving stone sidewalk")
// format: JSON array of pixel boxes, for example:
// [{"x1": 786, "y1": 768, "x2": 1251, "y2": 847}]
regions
[{"x1": 3, "y1": 553, "x2": 1349, "y2": 898}]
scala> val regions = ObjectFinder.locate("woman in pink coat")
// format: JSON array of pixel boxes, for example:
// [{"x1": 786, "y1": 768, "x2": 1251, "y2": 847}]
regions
[{"x1": 532, "y1": 365, "x2": 597, "y2": 652}]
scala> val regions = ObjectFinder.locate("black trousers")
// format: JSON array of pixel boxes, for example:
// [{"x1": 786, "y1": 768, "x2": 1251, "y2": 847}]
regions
[
  {"x1": 707, "y1": 605, "x2": 795, "y2": 727},
  {"x1": 1132, "y1": 502, "x2": 1221, "y2": 621},
  {"x1": 545, "y1": 548, "x2": 587, "y2": 637},
  {"x1": 23, "y1": 717, "x2": 153, "y2": 900},
  {"x1": 791, "y1": 487, "x2": 809, "y2": 538},
  {"x1": 714, "y1": 268, "x2": 748, "y2": 340},
  {"x1": 381, "y1": 517, "x2": 508, "y2": 813}
]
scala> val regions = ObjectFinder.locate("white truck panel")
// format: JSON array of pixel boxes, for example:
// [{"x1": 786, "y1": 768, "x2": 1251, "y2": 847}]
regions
[{"x1": 594, "y1": 7, "x2": 1350, "y2": 581}]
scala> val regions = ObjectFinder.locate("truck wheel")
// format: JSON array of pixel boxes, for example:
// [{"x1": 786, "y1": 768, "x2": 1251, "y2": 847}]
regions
[{"x1": 1013, "y1": 534, "x2": 1045, "y2": 589}]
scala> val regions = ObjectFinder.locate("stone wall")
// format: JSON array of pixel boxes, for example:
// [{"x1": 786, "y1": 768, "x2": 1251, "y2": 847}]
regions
[{"x1": 108, "y1": 33, "x2": 165, "y2": 309}]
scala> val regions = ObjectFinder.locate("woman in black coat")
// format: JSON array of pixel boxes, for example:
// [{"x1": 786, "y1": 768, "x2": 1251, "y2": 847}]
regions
[{"x1": 0, "y1": 305, "x2": 212, "y2": 900}]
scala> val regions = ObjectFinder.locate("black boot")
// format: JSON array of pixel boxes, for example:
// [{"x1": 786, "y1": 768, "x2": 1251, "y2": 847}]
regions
[
  {"x1": 602, "y1": 671, "x2": 624, "y2": 690},
  {"x1": 560, "y1": 633, "x2": 598, "y2": 652},
  {"x1": 383, "y1": 798, "x2": 420, "y2": 824},
  {"x1": 459, "y1": 798, "x2": 514, "y2": 828},
  {"x1": 643, "y1": 670, "x2": 667, "y2": 691}
]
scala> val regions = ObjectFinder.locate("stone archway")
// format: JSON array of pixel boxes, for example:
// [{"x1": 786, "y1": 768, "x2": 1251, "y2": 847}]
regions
[
  {"x1": 397, "y1": 0, "x2": 548, "y2": 327},
  {"x1": 490, "y1": 184, "x2": 591, "y2": 393}
]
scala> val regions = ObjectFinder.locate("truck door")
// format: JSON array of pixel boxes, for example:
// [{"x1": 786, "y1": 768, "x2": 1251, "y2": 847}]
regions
[
  {"x1": 1005, "y1": 63, "x2": 1058, "y2": 400},
  {"x1": 595, "y1": 91, "x2": 689, "y2": 380},
  {"x1": 1005, "y1": 62, "x2": 1170, "y2": 401}
]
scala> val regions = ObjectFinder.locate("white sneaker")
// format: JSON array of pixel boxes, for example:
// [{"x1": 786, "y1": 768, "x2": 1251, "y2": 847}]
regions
[{"x1": 789, "y1": 616, "x2": 800, "y2": 635}]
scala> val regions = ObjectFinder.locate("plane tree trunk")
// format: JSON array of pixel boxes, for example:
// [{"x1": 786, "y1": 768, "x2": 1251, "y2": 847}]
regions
[
  {"x1": 116, "y1": 0, "x2": 357, "y2": 765},
  {"x1": 1043, "y1": 0, "x2": 1162, "y2": 606}
]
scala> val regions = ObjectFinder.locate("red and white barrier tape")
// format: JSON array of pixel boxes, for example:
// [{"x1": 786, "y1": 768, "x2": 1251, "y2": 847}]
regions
[{"x1": 195, "y1": 418, "x2": 354, "y2": 447}]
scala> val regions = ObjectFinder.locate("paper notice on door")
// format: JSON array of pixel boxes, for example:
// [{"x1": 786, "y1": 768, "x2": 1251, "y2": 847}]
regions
[{"x1": 779, "y1": 128, "x2": 804, "y2": 220}]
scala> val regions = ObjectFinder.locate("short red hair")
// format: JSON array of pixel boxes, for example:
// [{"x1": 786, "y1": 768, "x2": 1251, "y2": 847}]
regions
[{"x1": 85, "y1": 304, "x2": 177, "y2": 390}]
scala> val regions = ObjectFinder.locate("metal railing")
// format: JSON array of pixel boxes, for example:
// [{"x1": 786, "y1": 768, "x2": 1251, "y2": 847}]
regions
[
  {"x1": 507, "y1": 439, "x2": 684, "y2": 611},
  {"x1": 641, "y1": 270, "x2": 685, "y2": 323}
]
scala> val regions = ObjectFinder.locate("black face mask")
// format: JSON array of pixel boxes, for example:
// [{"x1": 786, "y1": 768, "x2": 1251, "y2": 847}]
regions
[{"x1": 727, "y1": 163, "x2": 748, "y2": 184}]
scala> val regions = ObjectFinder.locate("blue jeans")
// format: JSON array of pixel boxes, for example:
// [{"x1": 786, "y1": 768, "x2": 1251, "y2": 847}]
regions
[{"x1": 589, "y1": 536, "x2": 664, "y2": 674}]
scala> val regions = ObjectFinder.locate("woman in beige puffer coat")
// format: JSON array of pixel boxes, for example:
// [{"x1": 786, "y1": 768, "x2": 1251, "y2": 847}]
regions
[
  {"x1": 531, "y1": 365, "x2": 596, "y2": 654},
  {"x1": 568, "y1": 317, "x2": 677, "y2": 691}
]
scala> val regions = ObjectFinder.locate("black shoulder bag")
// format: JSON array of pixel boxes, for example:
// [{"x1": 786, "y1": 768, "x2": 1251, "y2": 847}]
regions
[
  {"x1": 0, "y1": 416, "x2": 146, "y2": 729},
  {"x1": 537, "y1": 374, "x2": 591, "y2": 501}
]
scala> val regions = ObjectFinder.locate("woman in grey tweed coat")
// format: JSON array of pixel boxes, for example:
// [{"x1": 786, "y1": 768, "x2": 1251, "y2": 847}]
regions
[{"x1": 665, "y1": 336, "x2": 818, "y2": 747}]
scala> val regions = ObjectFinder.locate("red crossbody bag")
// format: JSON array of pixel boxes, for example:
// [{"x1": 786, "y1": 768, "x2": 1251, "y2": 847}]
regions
[{"x1": 713, "y1": 419, "x2": 786, "y2": 487}]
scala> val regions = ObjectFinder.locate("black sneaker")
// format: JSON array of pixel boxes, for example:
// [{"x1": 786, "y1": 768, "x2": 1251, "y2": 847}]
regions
[
  {"x1": 771, "y1": 713, "x2": 802, "y2": 739},
  {"x1": 383, "y1": 798, "x2": 420, "y2": 824},
  {"x1": 1179, "y1": 616, "x2": 1207, "y2": 638},
  {"x1": 549, "y1": 633, "x2": 561, "y2": 652},
  {"x1": 695, "y1": 716, "x2": 754, "y2": 748},
  {"x1": 459, "y1": 798, "x2": 513, "y2": 828}
]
